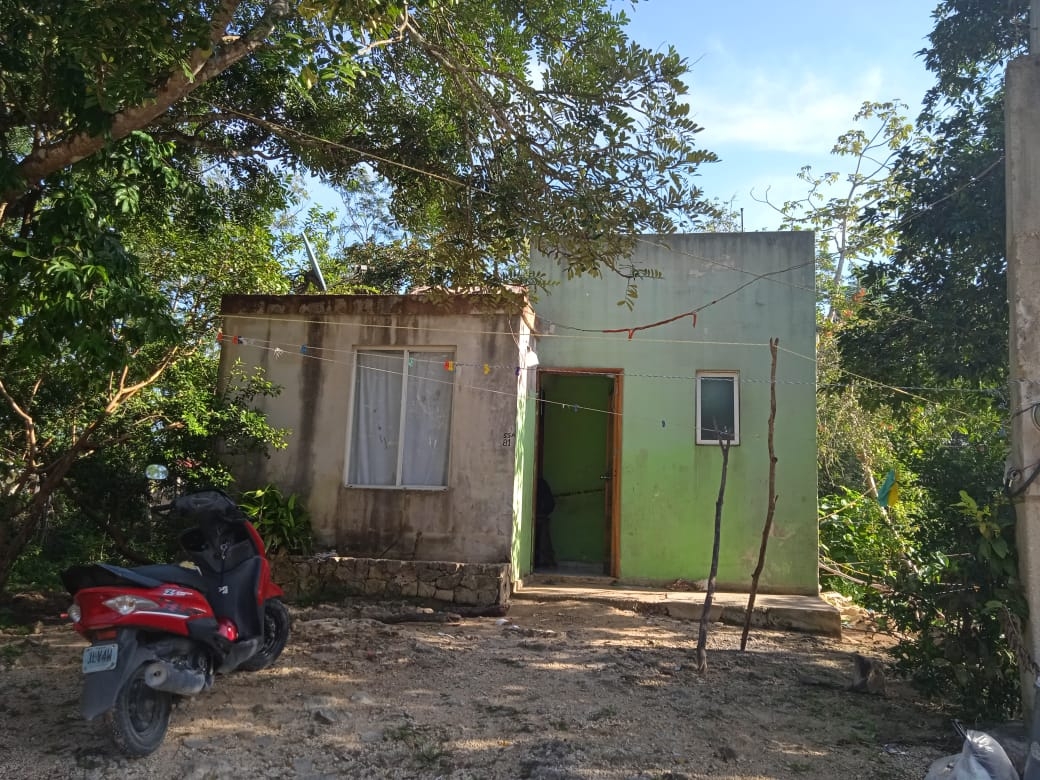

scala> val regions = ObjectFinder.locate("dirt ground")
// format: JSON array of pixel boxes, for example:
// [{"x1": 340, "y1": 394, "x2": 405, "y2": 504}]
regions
[{"x1": 0, "y1": 594, "x2": 960, "y2": 780}]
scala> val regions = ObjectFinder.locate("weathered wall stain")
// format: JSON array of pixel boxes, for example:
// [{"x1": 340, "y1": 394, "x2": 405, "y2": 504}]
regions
[{"x1": 292, "y1": 317, "x2": 326, "y2": 501}]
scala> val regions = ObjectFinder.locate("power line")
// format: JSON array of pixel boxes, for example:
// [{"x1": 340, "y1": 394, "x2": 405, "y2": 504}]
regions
[
  {"x1": 192, "y1": 93, "x2": 1003, "y2": 311},
  {"x1": 219, "y1": 330, "x2": 996, "y2": 422},
  {"x1": 194, "y1": 96, "x2": 1008, "y2": 360},
  {"x1": 631, "y1": 235, "x2": 817, "y2": 295},
  {"x1": 220, "y1": 330, "x2": 814, "y2": 381},
  {"x1": 651, "y1": 154, "x2": 1006, "y2": 318},
  {"x1": 191, "y1": 98, "x2": 490, "y2": 195},
  {"x1": 224, "y1": 337, "x2": 991, "y2": 452},
  {"x1": 242, "y1": 339, "x2": 645, "y2": 426},
  {"x1": 217, "y1": 312, "x2": 999, "y2": 419}
]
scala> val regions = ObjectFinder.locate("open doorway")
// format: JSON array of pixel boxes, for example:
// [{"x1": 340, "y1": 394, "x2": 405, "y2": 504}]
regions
[{"x1": 535, "y1": 369, "x2": 621, "y2": 577}]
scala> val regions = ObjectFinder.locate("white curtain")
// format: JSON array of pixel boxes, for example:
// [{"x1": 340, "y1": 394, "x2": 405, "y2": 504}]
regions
[
  {"x1": 349, "y1": 351, "x2": 404, "y2": 485},
  {"x1": 402, "y1": 351, "x2": 453, "y2": 486},
  {"x1": 348, "y1": 350, "x2": 453, "y2": 487}
]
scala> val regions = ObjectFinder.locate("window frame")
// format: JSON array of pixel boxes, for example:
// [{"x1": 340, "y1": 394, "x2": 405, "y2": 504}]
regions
[
  {"x1": 343, "y1": 346, "x2": 455, "y2": 490},
  {"x1": 696, "y1": 370, "x2": 740, "y2": 445}
]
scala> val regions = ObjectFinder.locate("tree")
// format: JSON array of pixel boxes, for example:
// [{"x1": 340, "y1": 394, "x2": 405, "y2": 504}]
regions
[
  {"x1": 806, "y1": 1, "x2": 1029, "y2": 717},
  {"x1": 756, "y1": 101, "x2": 916, "y2": 322},
  {"x1": 0, "y1": 1, "x2": 719, "y2": 591},
  {"x1": 1, "y1": 1, "x2": 717, "y2": 275},
  {"x1": 840, "y1": 0, "x2": 1025, "y2": 388},
  {"x1": 0, "y1": 165, "x2": 289, "y2": 590},
  {"x1": 758, "y1": 102, "x2": 916, "y2": 603}
]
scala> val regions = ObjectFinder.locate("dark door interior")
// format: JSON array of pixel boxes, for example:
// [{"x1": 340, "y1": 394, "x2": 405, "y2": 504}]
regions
[{"x1": 536, "y1": 372, "x2": 615, "y2": 575}]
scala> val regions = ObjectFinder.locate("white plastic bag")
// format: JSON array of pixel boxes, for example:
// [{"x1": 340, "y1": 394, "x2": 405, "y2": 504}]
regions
[{"x1": 924, "y1": 730, "x2": 1019, "y2": 780}]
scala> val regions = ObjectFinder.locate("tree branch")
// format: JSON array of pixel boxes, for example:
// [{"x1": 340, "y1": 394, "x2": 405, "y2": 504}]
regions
[
  {"x1": 0, "y1": 376, "x2": 38, "y2": 466},
  {"x1": 2, "y1": 0, "x2": 291, "y2": 211},
  {"x1": 356, "y1": 8, "x2": 410, "y2": 56}
]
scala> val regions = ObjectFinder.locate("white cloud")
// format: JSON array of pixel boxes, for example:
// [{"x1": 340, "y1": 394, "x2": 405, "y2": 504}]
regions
[{"x1": 689, "y1": 66, "x2": 887, "y2": 156}]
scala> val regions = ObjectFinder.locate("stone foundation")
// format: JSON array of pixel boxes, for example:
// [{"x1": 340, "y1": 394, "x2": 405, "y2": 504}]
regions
[{"x1": 271, "y1": 555, "x2": 512, "y2": 609}]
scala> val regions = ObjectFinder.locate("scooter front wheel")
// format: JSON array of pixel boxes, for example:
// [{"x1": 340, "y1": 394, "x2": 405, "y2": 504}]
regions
[{"x1": 106, "y1": 663, "x2": 172, "y2": 757}]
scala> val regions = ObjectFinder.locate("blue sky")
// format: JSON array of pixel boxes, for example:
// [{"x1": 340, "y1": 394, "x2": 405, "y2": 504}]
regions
[{"x1": 618, "y1": 0, "x2": 938, "y2": 229}]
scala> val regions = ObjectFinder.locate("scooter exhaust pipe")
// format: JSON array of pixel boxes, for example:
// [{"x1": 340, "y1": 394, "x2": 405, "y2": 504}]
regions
[{"x1": 143, "y1": 661, "x2": 206, "y2": 696}]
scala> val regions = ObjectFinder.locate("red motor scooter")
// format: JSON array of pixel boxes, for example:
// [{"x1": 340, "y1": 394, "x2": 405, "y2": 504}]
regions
[{"x1": 62, "y1": 488, "x2": 290, "y2": 756}]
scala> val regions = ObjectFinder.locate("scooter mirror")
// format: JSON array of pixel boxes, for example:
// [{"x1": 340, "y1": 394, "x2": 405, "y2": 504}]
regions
[{"x1": 145, "y1": 464, "x2": 169, "y2": 481}]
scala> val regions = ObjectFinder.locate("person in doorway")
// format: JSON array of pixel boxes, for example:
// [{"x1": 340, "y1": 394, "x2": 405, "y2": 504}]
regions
[{"x1": 534, "y1": 476, "x2": 556, "y2": 568}]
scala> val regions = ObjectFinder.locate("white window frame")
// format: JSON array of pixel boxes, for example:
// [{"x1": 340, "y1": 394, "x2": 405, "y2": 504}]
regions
[
  {"x1": 696, "y1": 371, "x2": 740, "y2": 445},
  {"x1": 343, "y1": 346, "x2": 455, "y2": 490}
]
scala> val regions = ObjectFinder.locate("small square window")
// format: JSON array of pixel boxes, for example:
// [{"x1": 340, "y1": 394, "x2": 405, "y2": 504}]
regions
[
  {"x1": 697, "y1": 372, "x2": 739, "y2": 445},
  {"x1": 346, "y1": 349, "x2": 454, "y2": 488}
]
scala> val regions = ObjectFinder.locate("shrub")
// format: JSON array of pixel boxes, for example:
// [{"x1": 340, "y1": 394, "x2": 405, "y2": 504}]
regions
[{"x1": 238, "y1": 485, "x2": 312, "y2": 555}]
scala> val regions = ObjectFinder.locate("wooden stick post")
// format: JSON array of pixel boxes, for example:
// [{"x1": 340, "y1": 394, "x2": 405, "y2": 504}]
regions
[
  {"x1": 695, "y1": 428, "x2": 731, "y2": 673},
  {"x1": 741, "y1": 337, "x2": 779, "y2": 651}
]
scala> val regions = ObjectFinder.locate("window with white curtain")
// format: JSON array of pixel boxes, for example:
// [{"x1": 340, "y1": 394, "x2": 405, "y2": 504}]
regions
[
  {"x1": 696, "y1": 371, "x2": 740, "y2": 445},
  {"x1": 346, "y1": 349, "x2": 454, "y2": 488}
]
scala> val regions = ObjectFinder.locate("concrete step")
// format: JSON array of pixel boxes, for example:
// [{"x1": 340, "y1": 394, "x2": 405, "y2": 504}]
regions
[{"x1": 513, "y1": 576, "x2": 841, "y2": 637}]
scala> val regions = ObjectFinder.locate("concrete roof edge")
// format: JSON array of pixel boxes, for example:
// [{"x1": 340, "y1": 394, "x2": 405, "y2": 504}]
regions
[{"x1": 220, "y1": 291, "x2": 530, "y2": 317}]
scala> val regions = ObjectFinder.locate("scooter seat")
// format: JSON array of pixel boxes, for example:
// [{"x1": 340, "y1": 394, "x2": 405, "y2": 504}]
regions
[
  {"x1": 63, "y1": 562, "x2": 208, "y2": 595},
  {"x1": 131, "y1": 563, "x2": 208, "y2": 593}
]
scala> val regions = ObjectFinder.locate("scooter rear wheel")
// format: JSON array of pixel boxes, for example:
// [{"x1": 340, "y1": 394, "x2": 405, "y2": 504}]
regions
[
  {"x1": 239, "y1": 598, "x2": 290, "y2": 672},
  {"x1": 106, "y1": 663, "x2": 172, "y2": 757}
]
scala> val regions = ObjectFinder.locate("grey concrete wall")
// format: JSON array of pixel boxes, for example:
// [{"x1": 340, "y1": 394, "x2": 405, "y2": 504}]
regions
[{"x1": 218, "y1": 295, "x2": 529, "y2": 565}]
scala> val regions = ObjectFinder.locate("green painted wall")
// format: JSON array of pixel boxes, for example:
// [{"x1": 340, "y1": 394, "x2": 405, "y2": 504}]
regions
[
  {"x1": 510, "y1": 316, "x2": 538, "y2": 580},
  {"x1": 531, "y1": 233, "x2": 818, "y2": 594},
  {"x1": 512, "y1": 384, "x2": 537, "y2": 577}
]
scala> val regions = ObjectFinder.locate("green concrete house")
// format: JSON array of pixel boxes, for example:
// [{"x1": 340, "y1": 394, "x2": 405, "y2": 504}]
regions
[
  {"x1": 522, "y1": 232, "x2": 818, "y2": 594},
  {"x1": 218, "y1": 231, "x2": 818, "y2": 598}
]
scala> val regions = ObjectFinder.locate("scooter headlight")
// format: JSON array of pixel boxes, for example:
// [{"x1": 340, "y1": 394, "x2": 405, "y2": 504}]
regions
[
  {"x1": 103, "y1": 595, "x2": 159, "y2": 615},
  {"x1": 67, "y1": 604, "x2": 81, "y2": 623}
]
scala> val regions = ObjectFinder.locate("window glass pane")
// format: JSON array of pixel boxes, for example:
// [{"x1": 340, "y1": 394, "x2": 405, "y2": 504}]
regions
[
  {"x1": 349, "y1": 351, "x2": 404, "y2": 485},
  {"x1": 700, "y1": 376, "x2": 735, "y2": 441},
  {"x1": 402, "y1": 351, "x2": 453, "y2": 486}
]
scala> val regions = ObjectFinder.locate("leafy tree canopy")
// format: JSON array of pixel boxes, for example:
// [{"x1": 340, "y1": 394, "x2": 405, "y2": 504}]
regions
[
  {"x1": 841, "y1": 0, "x2": 1026, "y2": 389},
  {"x1": 1, "y1": 0, "x2": 717, "y2": 278}
]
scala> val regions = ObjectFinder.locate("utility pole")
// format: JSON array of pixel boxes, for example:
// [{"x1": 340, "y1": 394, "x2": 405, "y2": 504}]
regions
[
  {"x1": 1007, "y1": 0, "x2": 1040, "y2": 715},
  {"x1": 1033, "y1": 0, "x2": 1039, "y2": 54}
]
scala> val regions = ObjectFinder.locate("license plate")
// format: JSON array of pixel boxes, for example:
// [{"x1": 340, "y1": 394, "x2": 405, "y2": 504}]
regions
[{"x1": 82, "y1": 643, "x2": 118, "y2": 673}]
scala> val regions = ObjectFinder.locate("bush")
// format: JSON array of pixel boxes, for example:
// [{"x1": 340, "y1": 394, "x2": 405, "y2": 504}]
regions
[
  {"x1": 866, "y1": 486, "x2": 1024, "y2": 720},
  {"x1": 238, "y1": 485, "x2": 312, "y2": 555},
  {"x1": 819, "y1": 394, "x2": 1025, "y2": 720},
  {"x1": 819, "y1": 486, "x2": 912, "y2": 602}
]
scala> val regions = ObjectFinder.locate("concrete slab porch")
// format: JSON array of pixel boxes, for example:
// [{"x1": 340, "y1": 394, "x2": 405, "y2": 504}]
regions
[{"x1": 513, "y1": 575, "x2": 842, "y2": 637}]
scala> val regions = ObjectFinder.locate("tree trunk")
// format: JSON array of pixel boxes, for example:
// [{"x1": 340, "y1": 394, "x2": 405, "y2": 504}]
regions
[{"x1": 0, "y1": 461, "x2": 75, "y2": 592}]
